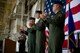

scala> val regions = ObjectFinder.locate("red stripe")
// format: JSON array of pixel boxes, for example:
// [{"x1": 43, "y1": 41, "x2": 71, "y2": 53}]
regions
[
  {"x1": 64, "y1": 21, "x2": 80, "y2": 32},
  {"x1": 66, "y1": 0, "x2": 72, "y2": 4},
  {"x1": 66, "y1": 4, "x2": 80, "y2": 18},
  {"x1": 45, "y1": 30, "x2": 49, "y2": 37},
  {"x1": 62, "y1": 40, "x2": 68, "y2": 48}
]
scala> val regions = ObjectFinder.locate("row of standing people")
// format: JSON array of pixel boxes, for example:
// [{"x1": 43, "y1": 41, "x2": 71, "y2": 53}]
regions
[
  {"x1": 18, "y1": 1, "x2": 65, "y2": 53},
  {"x1": 18, "y1": 10, "x2": 46, "y2": 53}
]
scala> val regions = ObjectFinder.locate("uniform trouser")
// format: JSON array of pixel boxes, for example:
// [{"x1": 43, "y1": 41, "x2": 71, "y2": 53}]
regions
[
  {"x1": 48, "y1": 36, "x2": 64, "y2": 53},
  {"x1": 36, "y1": 40, "x2": 45, "y2": 53},
  {"x1": 19, "y1": 42, "x2": 25, "y2": 53},
  {"x1": 28, "y1": 42, "x2": 35, "y2": 53}
]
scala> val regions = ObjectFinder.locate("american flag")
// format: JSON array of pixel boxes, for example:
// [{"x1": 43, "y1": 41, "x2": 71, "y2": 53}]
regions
[
  {"x1": 64, "y1": 0, "x2": 80, "y2": 35},
  {"x1": 44, "y1": 0, "x2": 54, "y2": 17},
  {"x1": 63, "y1": 0, "x2": 80, "y2": 48}
]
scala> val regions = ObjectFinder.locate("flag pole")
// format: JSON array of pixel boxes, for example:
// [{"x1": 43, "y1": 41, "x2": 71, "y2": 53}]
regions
[
  {"x1": 68, "y1": 34, "x2": 70, "y2": 53},
  {"x1": 67, "y1": 0, "x2": 71, "y2": 53},
  {"x1": 68, "y1": 4, "x2": 70, "y2": 53}
]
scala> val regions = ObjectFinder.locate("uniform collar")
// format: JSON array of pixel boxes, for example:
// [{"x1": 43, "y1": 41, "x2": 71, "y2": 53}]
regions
[{"x1": 55, "y1": 10, "x2": 61, "y2": 15}]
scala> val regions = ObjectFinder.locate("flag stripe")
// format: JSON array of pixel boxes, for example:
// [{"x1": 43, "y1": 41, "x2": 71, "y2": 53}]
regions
[
  {"x1": 66, "y1": 4, "x2": 80, "y2": 18},
  {"x1": 65, "y1": 12, "x2": 80, "y2": 26},
  {"x1": 66, "y1": 0, "x2": 80, "y2": 12},
  {"x1": 66, "y1": 0, "x2": 72, "y2": 4},
  {"x1": 62, "y1": 40, "x2": 68, "y2": 48},
  {"x1": 64, "y1": 21, "x2": 80, "y2": 32},
  {"x1": 65, "y1": 30, "x2": 80, "y2": 35}
]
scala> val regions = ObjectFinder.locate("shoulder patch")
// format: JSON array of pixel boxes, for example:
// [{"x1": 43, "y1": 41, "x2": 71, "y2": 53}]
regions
[{"x1": 58, "y1": 13, "x2": 63, "y2": 17}]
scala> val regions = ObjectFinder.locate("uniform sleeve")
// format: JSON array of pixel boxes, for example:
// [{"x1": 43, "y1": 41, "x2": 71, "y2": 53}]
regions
[
  {"x1": 43, "y1": 20, "x2": 49, "y2": 28},
  {"x1": 27, "y1": 28, "x2": 36, "y2": 33},
  {"x1": 47, "y1": 13, "x2": 65, "y2": 27},
  {"x1": 24, "y1": 31, "x2": 28, "y2": 35},
  {"x1": 36, "y1": 21, "x2": 45, "y2": 31}
]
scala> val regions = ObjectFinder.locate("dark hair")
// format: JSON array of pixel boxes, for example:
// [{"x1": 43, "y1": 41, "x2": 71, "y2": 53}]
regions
[
  {"x1": 29, "y1": 17, "x2": 35, "y2": 21},
  {"x1": 35, "y1": 10, "x2": 42, "y2": 14},
  {"x1": 53, "y1": 1, "x2": 63, "y2": 6}
]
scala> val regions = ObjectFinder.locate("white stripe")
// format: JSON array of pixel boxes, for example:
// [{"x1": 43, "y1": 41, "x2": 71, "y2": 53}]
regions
[
  {"x1": 65, "y1": 30, "x2": 80, "y2": 35},
  {"x1": 65, "y1": 34, "x2": 77, "y2": 40},
  {"x1": 45, "y1": 27, "x2": 49, "y2": 31},
  {"x1": 65, "y1": 12, "x2": 80, "y2": 26},
  {"x1": 66, "y1": 0, "x2": 80, "y2": 12},
  {"x1": 65, "y1": 36, "x2": 68, "y2": 40}
]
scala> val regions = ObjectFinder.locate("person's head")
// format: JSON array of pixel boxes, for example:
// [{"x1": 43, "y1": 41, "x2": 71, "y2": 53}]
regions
[
  {"x1": 26, "y1": 17, "x2": 35, "y2": 28},
  {"x1": 29, "y1": 17, "x2": 35, "y2": 26},
  {"x1": 52, "y1": 1, "x2": 63, "y2": 13},
  {"x1": 40, "y1": 11, "x2": 44, "y2": 18},
  {"x1": 34, "y1": 10, "x2": 42, "y2": 19},
  {"x1": 40, "y1": 11, "x2": 46, "y2": 19}
]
